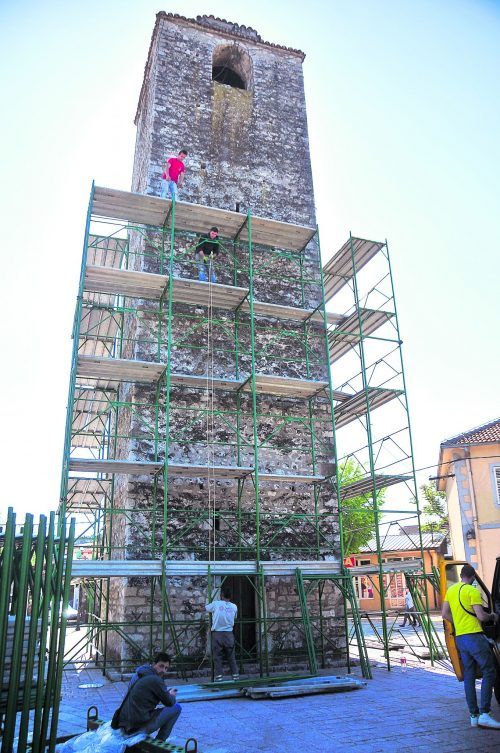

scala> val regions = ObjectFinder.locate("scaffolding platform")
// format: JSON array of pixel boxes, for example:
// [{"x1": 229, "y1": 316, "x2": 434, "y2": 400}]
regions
[
  {"x1": 92, "y1": 185, "x2": 317, "y2": 251},
  {"x1": 323, "y1": 237, "x2": 385, "y2": 301},
  {"x1": 84, "y1": 265, "x2": 343, "y2": 324},
  {"x1": 340, "y1": 473, "x2": 412, "y2": 500},
  {"x1": 328, "y1": 308, "x2": 395, "y2": 362},
  {"x1": 68, "y1": 458, "x2": 325, "y2": 483},
  {"x1": 76, "y1": 356, "x2": 329, "y2": 397},
  {"x1": 57, "y1": 183, "x2": 434, "y2": 683},
  {"x1": 71, "y1": 559, "x2": 343, "y2": 577},
  {"x1": 70, "y1": 558, "x2": 424, "y2": 579},
  {"x1": 333, "y1": 387, "x2": 403, "y2": 429}
]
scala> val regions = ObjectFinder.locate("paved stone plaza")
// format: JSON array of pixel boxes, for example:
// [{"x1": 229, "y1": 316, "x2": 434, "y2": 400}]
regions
[{"x1": 55, "y1": 659, "x2": 500, "y2": 753}]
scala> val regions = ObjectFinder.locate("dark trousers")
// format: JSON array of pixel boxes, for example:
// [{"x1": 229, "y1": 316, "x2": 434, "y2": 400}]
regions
[
  {"x1": 140, "y1": 704, "x2": 182, "y2": 741},
  {"x1": 212, "y1": 630, "x2": 238, "y2": 675}
]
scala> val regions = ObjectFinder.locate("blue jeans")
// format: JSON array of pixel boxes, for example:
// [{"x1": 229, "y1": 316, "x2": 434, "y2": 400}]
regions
[
  {"x1": 160, "y1": 179, "x2": 178, "y2": 200},
  {"x1": 455, "y1": 632, "x2": 496, "y2": 715},
  {"x1": 140, "y1": 703, "x2": 181, "y2": 740}
]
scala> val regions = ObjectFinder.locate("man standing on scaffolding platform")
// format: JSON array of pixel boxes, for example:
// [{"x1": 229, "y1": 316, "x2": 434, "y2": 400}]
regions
[
  {"x1": 206, "y1": 586, "x2": 239, "y2": 681},
  {"x1": 161, "y1": 148, "x2": 187, "y2": 201},
  {"x1": 194, "y1": 226, "x2": 220, "y2": 282}
]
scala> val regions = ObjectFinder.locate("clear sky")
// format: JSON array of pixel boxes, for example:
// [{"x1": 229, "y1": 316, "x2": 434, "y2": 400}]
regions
[{"x1": 0, "y1": 0, "x2": 499, "y2": 519}]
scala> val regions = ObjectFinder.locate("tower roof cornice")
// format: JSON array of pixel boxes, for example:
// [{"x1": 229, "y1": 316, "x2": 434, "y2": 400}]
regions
[{"x1": 135, "y1": 11, "x2": 306, "y2": 124}]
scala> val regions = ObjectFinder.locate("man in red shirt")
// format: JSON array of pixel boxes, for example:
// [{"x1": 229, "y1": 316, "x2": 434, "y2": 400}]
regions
[{"x1": 161, "y1": 149, "x2": 187, "y2": 201}]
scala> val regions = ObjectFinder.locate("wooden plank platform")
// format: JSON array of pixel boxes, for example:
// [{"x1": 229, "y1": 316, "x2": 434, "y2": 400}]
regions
[
  {"x1": 78, "y1": 306, "x2": 120, "y2": 358},
  {"x1": 69, "y1": 458, "x2": 163, "y2": 475},
  {"x1": 68, "y1": 458, "x2": 324, "y2": 483},
  {"x1": 250, "y1": 374, "x2": 327, "y2": 398},
  {"x1": 83, "y1": 265, "x2": 345, "y2": 324},
  {"x1": 169, "y1": 373, "x2": 241, "y2": 391},
  {"x1": 328, "y1": 308, "x2": 394, "y2": 362},
  {"x1": 340, "y1": 473, "x2": 412, "y2": 500},
  {"x1": 258, "y1": 472, "x2": 325, "y2": 484},
  {"x1": 92, "y1": 186, "x2": 316, "y2": 251},
  {"x1": 71, "y1": 389, "x2": 111, "y2": 450},
  {"x1": 85, "y1": 265, "x2": 166, "y2": 298},
  {"x1": 323, "y1": 237, "x2": 384, "y2": 301},
  {"x1": 87, "y1": 235, "x2": 126, "y2": 269},
  {"x1": 250, "y1": 299, "x2": 343, "y2": 326},
  {"x1": 334, "y1": 387, "x2": 403, "y2": 429},
  {"x1": 170, "y1": 277, "x2": 248, "y2": 309},
  {"x1": 76, "y1": 357, "x2": 328, "y2": 398},
  {"x1": 77, "y1": 355, "x2": 166, "y2": 384},
  {"x1": 65, "y1": 477, "x2": 111, "y2": 509},
  {"x1": 71, "y1": 559, "x2": 343, "y2": 577}
]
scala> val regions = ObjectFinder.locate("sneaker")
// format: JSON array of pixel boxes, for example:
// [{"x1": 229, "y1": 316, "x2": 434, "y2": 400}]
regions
[
  {"x1": 478, "y1": 712, "x2": 500, "y2": 729},
  {"x1": 470, "y1": 715, "x2": 479, "y2": 727},
  {"x1": 232, "y1": 674, "x2": 240, "y2": 681},
  {"x1": 214, "y1": 675, "x2": 223, "y2": 682}
]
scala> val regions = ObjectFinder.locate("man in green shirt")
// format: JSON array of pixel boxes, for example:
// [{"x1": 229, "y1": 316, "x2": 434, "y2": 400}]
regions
[{"x1": 442, "y1": 563, "x2": 500, "y2": 729}]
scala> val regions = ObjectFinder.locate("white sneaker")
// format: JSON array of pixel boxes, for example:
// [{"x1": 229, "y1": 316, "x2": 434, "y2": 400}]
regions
[
  {"x1": 470, "y1": 715, "x2": 479, "y2": 727},
  {"x1": 478, "y1": 712, "x2": 500, "y2": 729}
]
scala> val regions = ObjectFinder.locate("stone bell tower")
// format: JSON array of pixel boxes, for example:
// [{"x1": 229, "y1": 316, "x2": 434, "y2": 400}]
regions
[{"x1": 132, "y1": 12, "x2": 316, "y2": 226}]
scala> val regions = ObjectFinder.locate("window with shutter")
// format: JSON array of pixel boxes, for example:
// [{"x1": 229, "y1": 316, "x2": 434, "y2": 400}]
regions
[{"x1": 494, "y1": 467, "x2": 500, "y2": 506}]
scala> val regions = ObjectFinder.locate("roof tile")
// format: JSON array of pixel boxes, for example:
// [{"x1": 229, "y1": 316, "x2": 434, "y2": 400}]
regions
[{"x1": 441, "y1": 418, "x2": 500, "y2": 447}]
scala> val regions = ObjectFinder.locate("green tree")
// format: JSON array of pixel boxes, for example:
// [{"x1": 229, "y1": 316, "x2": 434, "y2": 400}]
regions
[
  {"x1": 420, "y1": 483, "x2": 448, "y2": 534},
  {"x1": 339, "y1": 458, "x2": 386, "y2": 555}
]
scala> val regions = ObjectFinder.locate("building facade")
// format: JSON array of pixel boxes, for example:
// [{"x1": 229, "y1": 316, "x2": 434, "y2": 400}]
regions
[
  {"x1": 436, "y1": 418, "x2": 500, "y2": 589},
  {"x1": 349, "y1": 530, "x2": 446, "y2": 613}
]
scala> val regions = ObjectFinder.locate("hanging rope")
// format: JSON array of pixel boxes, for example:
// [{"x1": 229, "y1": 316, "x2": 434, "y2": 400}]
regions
[{"x1": 205, "y1": 258, "x2": 216, "y2": 562}]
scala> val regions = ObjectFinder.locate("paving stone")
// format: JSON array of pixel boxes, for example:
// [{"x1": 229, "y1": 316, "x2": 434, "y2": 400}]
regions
[{"x1": 48, "y1": 660, "x2": 500, "y2": 753}]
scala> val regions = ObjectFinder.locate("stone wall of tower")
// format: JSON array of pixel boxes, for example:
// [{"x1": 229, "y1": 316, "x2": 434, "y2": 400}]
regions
[
  {"x1": 104, "y1": 14, "x2": 345, "y2": 675},
  {"x1": 132, "y1": 13, "x2": 316, "y2": 225}
]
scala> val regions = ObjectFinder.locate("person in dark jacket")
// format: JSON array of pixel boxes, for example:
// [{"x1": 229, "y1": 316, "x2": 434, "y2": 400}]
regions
[
  {"x1": 194, "y1": 226, "x2": 220, "y2": 282},
  {"x1": 117, "y1": 652, "x2": 181, "y2": 740}
]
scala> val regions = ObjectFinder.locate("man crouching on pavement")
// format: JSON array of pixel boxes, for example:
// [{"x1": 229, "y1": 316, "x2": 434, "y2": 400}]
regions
[{"x1": 116, "y1": 651, "x2": 181, "y2": 740}]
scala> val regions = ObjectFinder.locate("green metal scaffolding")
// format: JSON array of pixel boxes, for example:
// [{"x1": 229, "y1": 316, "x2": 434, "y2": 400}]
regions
[{"x1": 57, "y1": 185, "x2": 436, "y2": 682}]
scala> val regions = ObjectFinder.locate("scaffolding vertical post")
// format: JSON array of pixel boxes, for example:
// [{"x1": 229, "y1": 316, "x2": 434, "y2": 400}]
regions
[
  {"x1": 316, "y1": 227, "x2": 355, "y2": 671},
  {"x1": 347, "y1": 232, "x2": 391, "y2": 668},
  {"x1": 59, "y1": 182, "x2": 95, "y2": 517},
  {"x1": 246, "y1": 212, "x2": 261, "y2": 562},
  {"x1": 384, "y1": 237, "x2": 434, "y2": 660}
]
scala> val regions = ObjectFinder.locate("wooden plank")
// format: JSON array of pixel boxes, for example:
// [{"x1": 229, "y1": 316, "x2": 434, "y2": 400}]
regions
[
  {"x1": 77, "y1": 355, "x2": 165, "y2": 383},
  {"x1": 92, "y1": 186, "x2": 316, "y2": 251},
  {"x1": 171, "y1": 277, "x2": 249, "y2": 309},
  {"x1": 334, "y1": 387, "x2": 403, "y2": 429},
  {"x1": 251, "y1": 374, "x2": 327, "y2": 398},
  {"x1": 168, "y1": 463, "x2": 253, "y2": 479},
  {"x1": 328, "y1": 309, "x2": 394, "y2": 363},
  {"x1": 76, "y1": 358, "x2": 332, "y2": 399},
  {"x1": 340, "y1": 474, "x2": 411, "y2": 500},
  {"x1": 69, "y1": 458, "x2": 162, "y2": 475},
  {"x1": 85, "y1": 265, "x2": 167, "y2": 298},
  {"x1": 84, "y1": 263, "x2": 345, "y2": 324},
  {"x1": 169, "y1": 373, "x2": 242, "y2": 391},
  {"x1": 69, "y1": 458, "x2": 325, "y2": 483},
  {"x1": 323, "y1": 237, "x2": 384, "y2": 301},
  {"x1": 258, "y1": 472, "x2": 324, "y2": 484}
]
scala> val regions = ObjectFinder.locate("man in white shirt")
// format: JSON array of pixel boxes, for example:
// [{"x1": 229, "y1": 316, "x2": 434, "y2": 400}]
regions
[
  {"x1": 400, "y1": 588, "x2": 420, "y2": 627},
  {"x1": 205, "y1": 587, "x2": 239, "y2": 681}
]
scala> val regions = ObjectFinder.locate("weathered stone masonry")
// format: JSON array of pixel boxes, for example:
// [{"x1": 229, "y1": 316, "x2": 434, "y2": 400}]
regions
[{"x1": 107, "y1": 13, "x2": 344, "y2": 672}]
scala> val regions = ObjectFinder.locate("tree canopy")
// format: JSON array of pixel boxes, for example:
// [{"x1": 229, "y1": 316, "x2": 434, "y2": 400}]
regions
[
  {"x1": 420, "y1": 483, "x2": 448, "y2": 534},
  {"x1": 339, "y1": 458, "x2": 386, "y2": 556}
]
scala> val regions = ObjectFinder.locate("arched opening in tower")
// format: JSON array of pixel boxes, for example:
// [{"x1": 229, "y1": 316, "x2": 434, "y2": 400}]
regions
[
  {"x1": 212, "y1": 65, "x2": 246, "y2": 89},
  {"x1": 212, "y1": 44, "x2": 253, "y2": 91}
]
